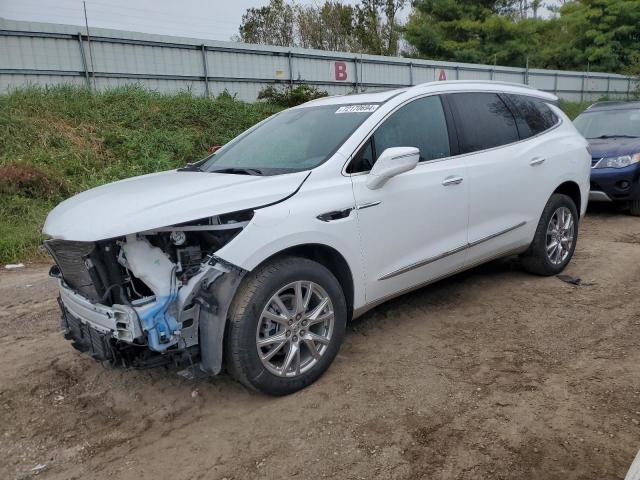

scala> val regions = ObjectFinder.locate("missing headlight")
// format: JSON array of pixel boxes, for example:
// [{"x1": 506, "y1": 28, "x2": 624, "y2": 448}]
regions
[{"x1": 142, "y1": 209, "x2": 254, "y2": 282}]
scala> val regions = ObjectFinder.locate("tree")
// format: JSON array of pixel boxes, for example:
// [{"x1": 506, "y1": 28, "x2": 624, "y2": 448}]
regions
[
  {"x1": 353, "y1": 0, "x2": 407, "y2": 56},
  {"x1": 548, "y1": 0, "x2": 640, "y2": 72},
  {"x1": 404, "y1": 0, "x2": 640, "y2": 74},
  {"x1": 236, "y1": 0, "x2": 639, "y2": 76},
  {"x1": 403, "y1": 0, "x2": 522, "y2": 64},
  {"x1": 236, "y1": 0, "x2": 407, "y2": 56},
  {"x1": 530, "y1": 0, "x2": 543, "y2": 18},
  {"x1": 385, "y1": 0, "x2": 408, "y2": 54},
  {"x1": 236, "y1": 0, "x2": 296, "y2": 47},
  {"x1": 297, "y1": 2, "x2": 356, "y2": 51},
  {"x1": 353, "y1": 0, "x2": 385, "y2": 55}
]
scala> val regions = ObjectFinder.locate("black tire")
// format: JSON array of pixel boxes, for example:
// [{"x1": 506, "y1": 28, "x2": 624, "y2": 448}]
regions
[
  {"x1": 521, "y1": 193, "x2": 579, "y2": 276},
  {"x1": 629, "y1": 199, "x2": 640, "y2": 216},
  {"x1": 225, "y1": 256, "x2": 347, "y2": 395}
]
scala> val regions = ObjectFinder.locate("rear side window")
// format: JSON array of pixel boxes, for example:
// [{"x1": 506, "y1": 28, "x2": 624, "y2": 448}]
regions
[
  {"x1": 507, "y1": 94, "x2": 559, "y2": 139},
  {"x1": 348, "y1": 95, "x2": 451, "y2": 173},
  {"x1": 538, "y1": 101, "x2": 559, "y2": 129},
  {"x1": 448, "y1": 93, "x2": 519, "y2": 153}
]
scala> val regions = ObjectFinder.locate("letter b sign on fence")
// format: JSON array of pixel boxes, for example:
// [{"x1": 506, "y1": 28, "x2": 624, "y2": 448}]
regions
[{"x1": 335, "y1": 61, "x2": 348, "y2": 81}]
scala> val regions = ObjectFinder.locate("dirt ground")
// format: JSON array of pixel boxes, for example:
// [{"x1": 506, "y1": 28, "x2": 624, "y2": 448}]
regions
[{"x1": 1, "y1": 205, "x2": 639, "y2": 480}]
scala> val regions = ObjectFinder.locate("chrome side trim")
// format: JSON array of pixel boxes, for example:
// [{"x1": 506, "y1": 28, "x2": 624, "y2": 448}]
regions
[
  {"x1": 467, "y1": 221, "x2": 527, "y2": 248},
  {"x1": 378, "y1": 221, "x2": 527, "y2": 281},
  {"x1": 356, "y1": 201, "x2": 381, "y2": 210},
  {"x1": 354, "y1": 246, "x2": 526, "y2": 319},
  {"x1": 379, "y1": 244, "x2": 467, "y2": 281},
  {"x1": 390, "y1": 152, "x2": 419, "y2": 161},
  {"x1": 589, "y1": 190, "x2": 612, "y2": 202}
]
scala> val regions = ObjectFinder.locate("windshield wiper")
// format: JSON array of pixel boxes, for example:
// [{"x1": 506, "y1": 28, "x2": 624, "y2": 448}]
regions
[
  {"x1": 210, "y1": 167, "x2": 264, "y2": 176},
  {"x1": 589, "y1": 134, "x2": 640, "y2": 139}
]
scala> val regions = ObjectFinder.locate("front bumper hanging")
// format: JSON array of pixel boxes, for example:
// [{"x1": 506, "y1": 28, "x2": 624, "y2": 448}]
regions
[
  {"x1": 55, "y1": 259, "x2": 247, "y2": 375},
  {"x1": 58, "y1": 279, "x2": 142, "y2": 342}
]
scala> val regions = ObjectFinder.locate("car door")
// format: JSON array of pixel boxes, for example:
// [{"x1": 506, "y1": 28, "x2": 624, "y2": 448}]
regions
[
  {"x1": 348, "y1": 95, "x2": 469, "y2": 304},
  {"x1": 446, "y1": 92, "x2": 550, "y2": 266}
]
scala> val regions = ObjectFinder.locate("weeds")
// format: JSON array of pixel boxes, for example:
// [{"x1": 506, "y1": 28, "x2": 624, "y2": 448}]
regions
[
  {"x1": 258, "y1": 84, "x2": 328, "y2": 107},
  {"x1": 0, "y1": 85, "x2": 280, "y2": 263},
  {"x1": 559, "y1": 99, "x2": 593, "y2": 120}
]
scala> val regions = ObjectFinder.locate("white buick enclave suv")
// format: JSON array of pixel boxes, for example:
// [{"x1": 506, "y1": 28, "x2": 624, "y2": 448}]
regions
[{"x1": 43, "y1": 81, "x2": 591, "y2": 395}]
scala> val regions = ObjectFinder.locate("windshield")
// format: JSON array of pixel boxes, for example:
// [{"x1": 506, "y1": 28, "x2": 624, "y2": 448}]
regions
[
  {"x1": 574, "y1": 109, "x2": 640, "y2": 139},
  {"x1": 199, "y1": 104, "x2": 378, "y2": 175}
]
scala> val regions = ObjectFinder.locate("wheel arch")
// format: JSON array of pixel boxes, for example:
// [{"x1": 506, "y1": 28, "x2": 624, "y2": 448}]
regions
[
  {"x1": 553, "y1": 181, "x2": 582, "y2": 216},
  {"x1": 252, "y1": 243, "x2": 355, "y2": 321}
]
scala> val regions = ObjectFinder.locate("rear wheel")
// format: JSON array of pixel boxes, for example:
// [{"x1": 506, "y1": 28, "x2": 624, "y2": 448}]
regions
[
  {"x1": 225, "y1": 256, "x2": 347, "y2": 395},
  {"x1": 521, "y1": 193, "x2": 578, "y2": 276}
]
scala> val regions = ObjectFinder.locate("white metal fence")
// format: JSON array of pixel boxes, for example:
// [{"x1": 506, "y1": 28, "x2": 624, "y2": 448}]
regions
[{"x1": 0, "y1": 17, "x2": 636, "y2": 102}]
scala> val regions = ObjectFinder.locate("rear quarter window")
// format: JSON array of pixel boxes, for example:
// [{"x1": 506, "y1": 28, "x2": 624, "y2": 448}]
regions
[{"x1": 507, "y1": 94, "x2": 559, "y2": 139}]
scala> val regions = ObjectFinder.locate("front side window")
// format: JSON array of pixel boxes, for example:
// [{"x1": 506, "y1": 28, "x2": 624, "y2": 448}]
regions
[
  {"x1": 200, "y1": 104, "x2": 377, "y2": 175},
  {"x1": 508, "y1": 94, "x2": 559, "y2": 139},
  {"x1": 574, "y1": 109, "x2": 640, "y2": 139},
  {"x1": 348, "y1": 95, "x2": 451, "y2": 173},
  {"x1": 448, "y1": 93, "x2": 519, "y2": 153}
]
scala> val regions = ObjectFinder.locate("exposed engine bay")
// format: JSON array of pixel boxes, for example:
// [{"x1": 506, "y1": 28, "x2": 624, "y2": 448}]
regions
[{"x1": 45, "y1": 210, "x2": 252, "y2": 374}]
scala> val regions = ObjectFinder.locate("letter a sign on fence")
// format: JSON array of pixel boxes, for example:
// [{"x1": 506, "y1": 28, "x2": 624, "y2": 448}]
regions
[
  {"x1": 335, "y1": 61, "x2": 348, "y2": 81},
  {"x1": 438, "y1": 69, "x2": 447, "y2": 81}
]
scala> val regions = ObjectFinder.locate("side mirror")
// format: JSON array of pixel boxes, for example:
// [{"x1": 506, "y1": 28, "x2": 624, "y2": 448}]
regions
[{"x1": 366, "y1": 147, "x2": 419, "y2": 190}]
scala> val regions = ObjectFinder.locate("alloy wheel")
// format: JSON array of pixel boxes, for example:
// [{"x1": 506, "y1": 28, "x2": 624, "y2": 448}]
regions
[
  {"x1": 256, "y1": 281, "x2": 335, "y2": 377},
  {"x1": 546, "y1": 206, "x2": 575, "y2": 265}
]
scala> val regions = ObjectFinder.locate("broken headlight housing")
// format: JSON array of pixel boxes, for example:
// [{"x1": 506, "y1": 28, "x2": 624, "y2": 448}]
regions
[{"x1": 143, "y1": 209, "x2": 254, "y2": 282}]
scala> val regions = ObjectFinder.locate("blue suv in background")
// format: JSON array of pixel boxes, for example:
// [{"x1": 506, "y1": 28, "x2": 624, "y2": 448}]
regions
[{"x1": 574, "y1": 101, "x2": 640, "y2": 215}]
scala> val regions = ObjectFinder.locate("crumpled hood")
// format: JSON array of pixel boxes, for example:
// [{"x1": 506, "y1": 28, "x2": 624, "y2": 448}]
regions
[
  {"x1": 43, "y1": 170, "x2": 309, "y2": 241},
  {"x1": 588, "y1": 137, "x2": 640, "y2": 159}
]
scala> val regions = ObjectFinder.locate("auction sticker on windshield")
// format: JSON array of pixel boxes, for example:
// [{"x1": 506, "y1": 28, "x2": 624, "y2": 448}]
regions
[{"x1": 335, "y1": 104, "x2": 379, "y2": 114}]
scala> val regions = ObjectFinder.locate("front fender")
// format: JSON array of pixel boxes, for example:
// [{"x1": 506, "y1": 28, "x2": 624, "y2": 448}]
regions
[{"x1": 215, "y1": 194, "x2": 366, "y2": 310}]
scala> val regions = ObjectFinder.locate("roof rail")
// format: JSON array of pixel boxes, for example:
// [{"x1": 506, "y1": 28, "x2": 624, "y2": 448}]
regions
[{"x1": 411, "y1": 80, "x2": 540, "y2": 91}]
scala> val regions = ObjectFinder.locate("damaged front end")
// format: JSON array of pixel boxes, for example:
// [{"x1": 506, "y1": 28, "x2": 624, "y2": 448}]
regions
[{"x1": 45, "y1": 211, "x2": 250, "y2": 375}]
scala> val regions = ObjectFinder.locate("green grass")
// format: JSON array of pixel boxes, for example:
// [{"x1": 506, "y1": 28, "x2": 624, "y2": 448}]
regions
[
  {"x1": 0, "y1": 86, "x2": 593, "y2": 264},
  {"x1": 559, "y1": 99, "x2": 592, "y2": 120},
  {"x1": 0, "y1": 85, "x2": 281, "y2": 263}
]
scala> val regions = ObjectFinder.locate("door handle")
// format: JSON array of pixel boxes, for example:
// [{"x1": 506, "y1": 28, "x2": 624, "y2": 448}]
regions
[
  {"x1": 530, "y1": 157, "x2": 546, "y2": 166},
  {"x1": 442, "y1": 176, "x2": 463, "y2": 186}
]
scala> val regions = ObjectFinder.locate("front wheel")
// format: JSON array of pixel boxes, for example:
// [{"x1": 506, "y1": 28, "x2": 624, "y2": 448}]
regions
[
  {"x1": 225, "y1": 256, "x2": 347, "y2": 395},
  {"x1": 521, "y1": 193, "x2": 579, "y2": 276},
  {"x1": 629, "y1": 199, "x2": 640, "y2": 216}
]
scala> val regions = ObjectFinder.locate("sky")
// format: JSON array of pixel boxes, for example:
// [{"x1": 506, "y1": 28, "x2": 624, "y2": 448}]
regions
[{"x1": 0, "y1": 0, "x2": 401, "y2": 42}]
